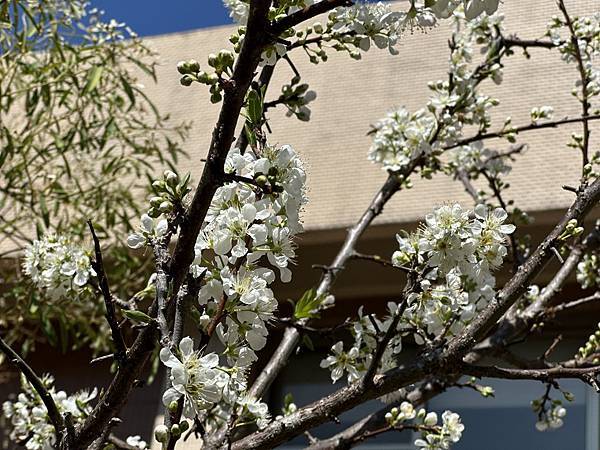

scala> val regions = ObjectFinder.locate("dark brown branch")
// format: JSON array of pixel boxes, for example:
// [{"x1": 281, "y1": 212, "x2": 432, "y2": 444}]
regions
[
  {"x1": 502, "y1": 36, "x2": 556, "y2": 50},
  {"x1": 445, "y1": 114, "x2": 600, "y2": 150},
  {"x1": 0, "y1": 335, "x2": 65, "y2": 436},
  {"x1": 168, "y1": 0, "x2": 271, "y2": 295},
  {"x1": 546, "y1": 292, "x2": 600, "y2": 316},
  {"x1": 462, "y1": 363, "x2": 600, "y2": 391},
  {"x1": 558, "y1": 0, "x2": 591, "y2": 167},
  {"x1": 70, "y1": 4, "x2": 273, "y2": 448},
  {"x1": 87, "y1": 221, "x2": 128, "y2": 365}
]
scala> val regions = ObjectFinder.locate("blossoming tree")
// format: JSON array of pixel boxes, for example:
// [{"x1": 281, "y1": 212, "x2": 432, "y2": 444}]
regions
[{"x1": 3, "y1": 0, "x2": 600, "y2": 449}]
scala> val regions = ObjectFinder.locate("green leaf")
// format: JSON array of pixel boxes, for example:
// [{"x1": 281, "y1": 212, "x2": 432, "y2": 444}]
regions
[
  {"x1": 120, "y1": 75, "x2": 136, "y2": 109},
  {"x1": 293, "y1": 288, "x2": 322, "y2": 320},
  {"x1": 123, "y1": 309, "x2": 153, "y2": 324},
  {"x1": 83, "y1": 66, "x2": 104, "y2": 95},
  {"x1": 246, "y1": 89, "x2": 263, "y2": 126}
]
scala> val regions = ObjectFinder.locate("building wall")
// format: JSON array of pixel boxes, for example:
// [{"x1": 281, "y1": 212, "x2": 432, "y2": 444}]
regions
[{"x1": 142, "y1": 0, "x2": 598, "y2": 231}]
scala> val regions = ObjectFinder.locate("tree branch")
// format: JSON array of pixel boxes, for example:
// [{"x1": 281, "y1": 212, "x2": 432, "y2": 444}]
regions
[
  {"x1": 0, "y1": 335, "x2": 65, "y2": 437},
  {"x1": 462, "y1": 363, "x2": 600, "y2": 391},
  {"x1": 87, "y1": 220, "x2": 128, "y2": 366},
  {"x1": 445, "y1": 114, "x2": 600, "y2": 150},
  {"x1": 558, "y1": 0, "x2": 591, "y2": 167}
]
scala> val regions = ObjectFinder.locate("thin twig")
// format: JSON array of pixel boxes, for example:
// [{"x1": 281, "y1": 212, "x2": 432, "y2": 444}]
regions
[
  {"x1": 558, "y1": 0, "x2": 591, "y2": 168},
  {"x1": 87, "y1": 220, "x2": 128, "y2": 365},
  {"x1": 0, "y1": 335, "x2": 65, "y2": 435},
  {"x1": 445, "y1": 114, "x2": 600, "y2": 150}
]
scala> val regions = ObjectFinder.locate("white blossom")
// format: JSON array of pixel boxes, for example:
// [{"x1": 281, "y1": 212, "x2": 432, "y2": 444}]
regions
[
  {"x1": 127, "y1": 213, "x2": 168, "y2": 249},
  {"x1": 3, "y1": 375, "x2": 97, "y2": 450},
  {"x1": 22, "y1": 234, "x2": 95, "y2": 299},
  {"x1": 160, "y1": 337, "x2": 222, "y2": 416}
]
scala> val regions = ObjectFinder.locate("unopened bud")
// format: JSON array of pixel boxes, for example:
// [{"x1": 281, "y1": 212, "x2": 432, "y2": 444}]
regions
[
  {"x1": 208, "y1": 53, "x2": 217, "y2": 68},
  {"x1": 150, "y1": 196, "x2": 163, "y2": 207},
  {"x1": 170, "y1": 424, "x2": 181, "y2": 437},
  {"x1": 164, "y1": 170, "x2": 179, "y2": 186},
  {"x1": 154, "y1": 424, "x2": 169, "y2": 443},
  {"x1": 159, "y1": 201, "x2": 173, "y2": 213},
  {"x1": 179, "y1": 75, "x2": 193, "y2": 86}
]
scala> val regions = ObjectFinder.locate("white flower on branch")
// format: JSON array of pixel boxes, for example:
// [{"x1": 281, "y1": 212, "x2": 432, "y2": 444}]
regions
[
  {"x1": 127, "y1": 213, "x2": 168, "y2": 249},
  {"x1": 22, "y1": 234, "x2": 96, "y2": 299},
  {"x1": 3, "y1": 375, "x2": 97, "y2": 450},
  {"x1": 160, "y1": 337, "x2": 223, "y2": 416}
]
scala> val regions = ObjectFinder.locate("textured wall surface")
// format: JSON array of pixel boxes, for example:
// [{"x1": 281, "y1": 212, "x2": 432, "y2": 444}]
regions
[{"x1": 143, "y1": 0, "x2": 597, "y2": 233}]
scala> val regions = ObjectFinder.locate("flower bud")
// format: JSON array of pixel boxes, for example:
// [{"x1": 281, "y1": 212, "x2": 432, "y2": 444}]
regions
[
  {"x1": 150, "y1": 196, "x2": 163, "y2": 207},
  {"x1": 168, "y1": 400, "x2": 179, "y2": 413},
  {"x1": 152, "y1": 180, "x2": 166, "y2": 190},
  {"x1": 154, "y1": 424, "x2": 169, "y2": 443},
  {"x1": 164, "y1": 170, "x2": 179, "y2": 186},
  {"x1": 255, "y1": 175, "x2": 268, "y2": 186},
  {"x1": 179, "y1": 420, "x2": 190, "y2": 432},
  {"x1": 187, "y1": 59, "x2": 200, "y2": 73},
  {"x1": 170, "y1": 424, "x2": 181, "y2": 437},
  {"x1": 176, "y1": 61, "x2": 188, "y2": 75},
  {"x1": 207, "y1": 73, "x2": 220, "y2": 85},
  {"x1": 424, "y1": 411, "x2": 438, "y2": 426},
  {"x1": 159, "y1": 201, "x2": 173, "y2": 213},
  {"x1": 179, "y1": 75, "x2": 193, "y2": 86},
  {"x1": 208, "y1": 53, "x2": 218, "y2": 67}
]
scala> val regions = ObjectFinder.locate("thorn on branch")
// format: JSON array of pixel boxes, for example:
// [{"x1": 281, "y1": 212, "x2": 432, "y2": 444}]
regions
[{"x1": 562, "y1": 185, "x2": 579, "y2": 194}]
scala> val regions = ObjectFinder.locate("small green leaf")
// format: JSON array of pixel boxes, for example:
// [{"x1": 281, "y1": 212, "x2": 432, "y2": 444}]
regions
[
  {"x1": 83, "y1": 66, "x2": 104, "y2": 95},
  {"x1": 294, "y1": 288, "x2": 323, "y2": 320},
  {"x1": 120, "y1": 75, "x2": 136, "y2": 108},
  {"x1": 246, "y1": 89, "x2": 263, "y2": 125},
  {"x1": 123, "y1": 309, "x2": 153, "y2": 323}
]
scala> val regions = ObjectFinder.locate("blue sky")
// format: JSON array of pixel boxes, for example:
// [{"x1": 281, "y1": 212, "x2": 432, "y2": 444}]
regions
[{"x1": 93, "y1": 0, "x2": 234, "y2": 36}]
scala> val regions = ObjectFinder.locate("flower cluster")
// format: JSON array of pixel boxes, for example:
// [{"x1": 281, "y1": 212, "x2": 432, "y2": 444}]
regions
[
  {"x1": 158, "y1": 336, "x2": 271, "y2": 442},
  {"x1": 446, "y1": 141, "x2": 512, "y2": 179},
  {"x1": 320, "y1": 303, "x2": 403, "y2": 383},
  {"x1": 532, "y1": 398, "x2": 567, "y2": 432},
  {"x1": 321, "y1": 203, "x2": 514, "y2": 384},
  {"x1": 369, "y1": 12, "x2": 505, "y2": 174},
  {"x1": 156, "y1": 145, "x2": 305, "y2": 435},
  {"x1": 576, "y1": 253, "x2": 600, "y2": 290},
  {"x1": 414, "y1": 410, "x2": 465, "y2": 450},
  {"x1": 3, "y1": 375, "x2": 96, "y2": 450},
  {"x1": 22, "y1": 235, "x2": 95, "y2": 300},
  {"x1": 393, "y1": 203, "x2": 514, "y2": 340},
  {"x1": 384, "y1": 402, "x2": 465, "y2": 450},
  {"x1": 368, "y1": 107, "x2": 436, "y2": 172},
  {"x1": 547, "y1": 13, "x2": 600, "y2": 109}
]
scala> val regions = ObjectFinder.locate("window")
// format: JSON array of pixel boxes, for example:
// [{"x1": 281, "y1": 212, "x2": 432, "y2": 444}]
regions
[
  {"x1": 428, "y1": 378, "x2": 597, "y2": 450},
  {"x1": 267, "y1": 353, "x2": 600, "y2": 449}
]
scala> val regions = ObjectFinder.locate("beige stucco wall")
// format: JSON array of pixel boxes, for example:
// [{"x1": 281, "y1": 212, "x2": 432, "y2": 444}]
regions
[{"x1": 142, "y1": 0, "x2": 598, "y2": 235}]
